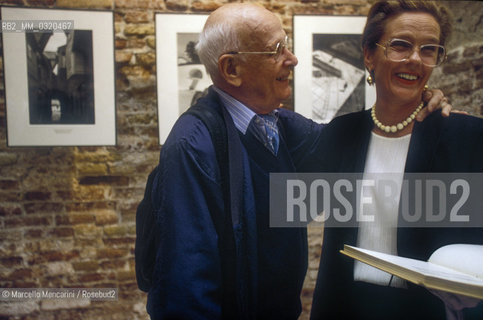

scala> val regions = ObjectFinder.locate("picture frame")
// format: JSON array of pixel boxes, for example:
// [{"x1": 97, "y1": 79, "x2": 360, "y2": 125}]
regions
[
  {"x1": 155, "y1": 13, "x2": 210, "y2": 144},
  {"x1": 1, "y1": 7, "x2": 116, "y2": 146},
  {"x1": 293, "y1": 15, "x2": 375, "y2": 123}
]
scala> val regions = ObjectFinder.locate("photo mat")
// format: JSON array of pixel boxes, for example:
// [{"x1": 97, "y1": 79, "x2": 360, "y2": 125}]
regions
[
  {"x1": 155, "y1": 13, "x2": 210, "y2": 144},
  {"x1": 293, "y1": 15, "x2": 375, "y2": 123}
]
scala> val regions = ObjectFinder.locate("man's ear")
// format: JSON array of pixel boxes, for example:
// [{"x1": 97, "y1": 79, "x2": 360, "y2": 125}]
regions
[{"x1": 218, "y1": 54, "x2": 242, "y2": 87}]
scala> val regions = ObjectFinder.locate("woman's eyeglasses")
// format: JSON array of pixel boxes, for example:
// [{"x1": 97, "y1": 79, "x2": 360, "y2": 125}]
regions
[{"x1": 376, "y1": 38, "x2": 446, "y2": 67}]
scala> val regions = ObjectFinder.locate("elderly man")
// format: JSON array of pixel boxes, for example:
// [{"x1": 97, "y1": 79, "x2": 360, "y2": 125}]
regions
[
  {"x1": 146, "y1": 3, "x2": 449, "y2": 319},
  {"x1": 147, "y1": 4, "x2": 319, "y2": 319}
]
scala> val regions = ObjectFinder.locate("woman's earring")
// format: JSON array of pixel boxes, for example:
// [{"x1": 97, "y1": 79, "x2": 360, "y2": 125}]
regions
[{"x1": 366, "y1": 74, "x2": 374, "y2": 86}]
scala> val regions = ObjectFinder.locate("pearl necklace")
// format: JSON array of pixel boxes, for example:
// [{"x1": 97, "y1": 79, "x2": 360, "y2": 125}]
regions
[{"x1": 371, "y1": 102, "x2": 424, "y2": 133}]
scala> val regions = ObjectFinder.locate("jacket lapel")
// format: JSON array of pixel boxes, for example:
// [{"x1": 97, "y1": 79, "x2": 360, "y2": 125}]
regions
[{"x1": 405, "y1": 111, "x2": 443, "y2": 173}]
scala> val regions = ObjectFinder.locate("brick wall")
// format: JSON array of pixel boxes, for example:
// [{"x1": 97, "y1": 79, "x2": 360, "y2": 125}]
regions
[{"x1": 0, "y1": 1, "x2": 481, "y2": 319}]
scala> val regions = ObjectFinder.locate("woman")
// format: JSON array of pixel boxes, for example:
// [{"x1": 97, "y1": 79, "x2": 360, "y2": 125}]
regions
[{"x1": 307, "y1": 1, "x2": 483, "y2": 319}]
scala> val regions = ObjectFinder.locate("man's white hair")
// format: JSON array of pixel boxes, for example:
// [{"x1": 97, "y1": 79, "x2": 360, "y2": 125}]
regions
[{"x1": 196, "y1": 21, "x2": 241, "y2": 79}]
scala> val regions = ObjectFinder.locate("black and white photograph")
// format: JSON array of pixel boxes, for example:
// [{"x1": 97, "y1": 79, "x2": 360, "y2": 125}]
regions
[
  {"x1": 26, "y1": 30, "x2": 94, "y2": 125},
  {"x1": 176, "y1": 32, "x2": 211, "y2": 115},
  {"x1": 312, "y1": 34, "x2": 365, "y2": 123},
  {"x1": 294, "y1": 15, "x2": 375, "y2": 123},
  {"x1": 155, "y1": 13, "x2": 209, "y2": 144},
  {"x1": 1, "y1": 7, "x2": 115, "y2": 146}
]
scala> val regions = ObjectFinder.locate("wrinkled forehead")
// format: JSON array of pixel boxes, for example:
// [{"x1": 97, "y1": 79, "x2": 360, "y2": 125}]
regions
[
  {"x1": 381, "y1": 12, "x2": 441, "y2": 43},
  {"x1": 238, "y1": 10, "x2": 284, "y2": 48}
]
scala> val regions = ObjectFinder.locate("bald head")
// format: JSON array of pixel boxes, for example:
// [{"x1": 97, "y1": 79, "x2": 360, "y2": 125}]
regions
[
  {"x1": 196, "y1": 3, "x2": 283, "y2": 82},
  {"x1": 209, "y1": 3, "x2": 265, "y2": 22},
  {"x1": 208, "y1": 3, "x2": 276, "y2": 31}
]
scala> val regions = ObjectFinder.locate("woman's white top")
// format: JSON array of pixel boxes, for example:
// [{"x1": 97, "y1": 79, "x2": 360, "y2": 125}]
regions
[{"x1": 353, "y1": 131, "x2": 411, "y2": 288}]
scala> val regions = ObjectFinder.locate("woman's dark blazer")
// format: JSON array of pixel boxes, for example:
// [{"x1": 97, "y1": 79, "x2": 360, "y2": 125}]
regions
[{"x1": 303, "y1": 109, "x2": 483, "y2": 320}]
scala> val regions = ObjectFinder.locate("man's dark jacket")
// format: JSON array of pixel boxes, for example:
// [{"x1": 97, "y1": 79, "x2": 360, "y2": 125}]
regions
[{"x1": 147, "y1": 87, "x2": 324, "y2": 319}]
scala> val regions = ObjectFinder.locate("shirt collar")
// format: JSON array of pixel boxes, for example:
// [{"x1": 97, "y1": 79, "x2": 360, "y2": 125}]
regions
[{"x1": 213, "y1": 86, "x2": 278, "y2": 134}]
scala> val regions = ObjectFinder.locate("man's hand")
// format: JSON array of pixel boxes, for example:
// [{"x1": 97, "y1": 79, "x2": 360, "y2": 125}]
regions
[{"x1": 417, "y1": 88, "x2": 452, "y2": 121}]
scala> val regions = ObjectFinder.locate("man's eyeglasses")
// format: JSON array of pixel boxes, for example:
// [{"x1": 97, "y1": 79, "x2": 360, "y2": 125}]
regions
[
  {"x1": 229, "y1": 35, "x2": 289, "y2": 61},
  {"x1": 376, "y1": 38, "x2": 446, "y2": 67}
]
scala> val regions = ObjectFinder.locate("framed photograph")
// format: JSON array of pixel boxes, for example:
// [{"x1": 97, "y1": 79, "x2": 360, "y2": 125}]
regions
[
  {"x1": 155, "y1": 13, "x2": 210, "y2": 144},
  {"x1": 1, "y1": 7, "x2": 115, "y2": 146},
  {"x1": 293, "y1": 15, "x2": 375, "y2": 123}
]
